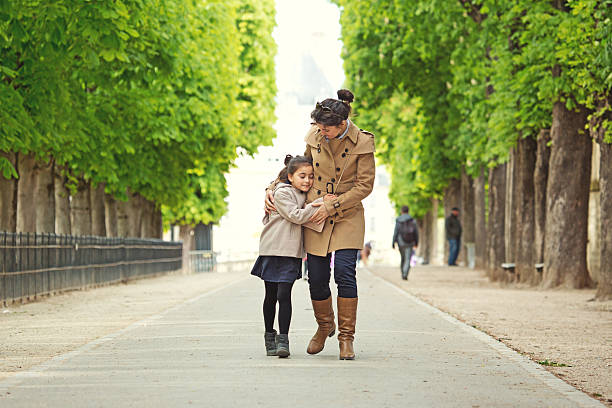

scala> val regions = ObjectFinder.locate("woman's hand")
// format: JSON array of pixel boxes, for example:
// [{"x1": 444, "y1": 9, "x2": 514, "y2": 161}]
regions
[
  {"x1": 324, "y1": 194, "x2": 337, "y2": 201},
  {"x1": 309, "y1": 205, "x2": 329, "y2": 224},
  {"x1": 264, "y1": 190, "x2": 276, "y2": 214}
]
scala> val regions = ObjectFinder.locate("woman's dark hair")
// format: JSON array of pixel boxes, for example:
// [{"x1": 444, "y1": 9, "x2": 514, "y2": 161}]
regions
[
  {"x1": 278, "y1": 155, "x2": 313, "y2": 184},
  {"x1": 310, "y1": 89, "x2": 354, "y2": 126}
]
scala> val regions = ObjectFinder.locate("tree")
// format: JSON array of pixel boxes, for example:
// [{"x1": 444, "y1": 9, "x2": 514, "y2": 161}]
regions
[
  {"x1": 1, "y1": 0, "x2": 278, "y2": 237},
  {"x1": 333, "y1": 0, "x2": 611, "y2": 294}
]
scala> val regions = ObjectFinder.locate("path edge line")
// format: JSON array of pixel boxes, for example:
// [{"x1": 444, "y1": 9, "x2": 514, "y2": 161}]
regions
[
  {"x1": 362, "y1": 267, "x2": 606, "y2": 408},
  {"x1": 0, "y1": 275, "x2": 249, "y2": 393}
]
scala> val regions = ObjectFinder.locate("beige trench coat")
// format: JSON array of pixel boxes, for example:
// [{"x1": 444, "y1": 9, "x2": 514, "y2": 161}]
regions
[
  {"x1": 260, "y1": 183, "x2": 323, "y2": 258},
  {"x1": 303, "y1": 121, "x2": 376, "y2": 256}
]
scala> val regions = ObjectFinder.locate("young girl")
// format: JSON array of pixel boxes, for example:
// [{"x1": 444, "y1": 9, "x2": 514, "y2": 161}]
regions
[{"x1": 251, "y1": 155, "x2": 325, "y2": 358}]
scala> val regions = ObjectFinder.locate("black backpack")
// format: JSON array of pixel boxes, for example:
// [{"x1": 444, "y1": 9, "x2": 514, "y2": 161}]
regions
[{"x1": 399, "y1": 219, "x2": 417, "y2": 243}]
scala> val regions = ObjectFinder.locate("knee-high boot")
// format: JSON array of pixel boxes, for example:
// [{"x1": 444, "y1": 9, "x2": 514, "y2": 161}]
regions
[
  {"x1": 306, "y1": 297, "x2": 336, "y2": 354},
  {"x1": 337, "y1": 297, "x2": 357, "y2": 360}
]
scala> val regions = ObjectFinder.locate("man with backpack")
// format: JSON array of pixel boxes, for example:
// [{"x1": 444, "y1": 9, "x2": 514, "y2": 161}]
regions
[{"x1": 392, "y1": 206, "x2": 419, "y2": 280}]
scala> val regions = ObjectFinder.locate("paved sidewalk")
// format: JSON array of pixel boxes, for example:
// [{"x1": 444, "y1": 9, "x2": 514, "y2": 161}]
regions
[{"x1": 0, "y1": 268, "x2": 604, "y2": 407}]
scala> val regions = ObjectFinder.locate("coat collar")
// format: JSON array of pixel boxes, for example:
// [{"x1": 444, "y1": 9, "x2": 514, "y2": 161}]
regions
[
  {"x1": 305, "y1": 121, "x2": 359, "y2": 147},
  {"x1": 345, "y1": 121, "x2": 359, "y2": 144}
]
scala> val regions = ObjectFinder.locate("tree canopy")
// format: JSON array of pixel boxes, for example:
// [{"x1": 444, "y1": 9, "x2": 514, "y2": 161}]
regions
[
  {"x1": 0, "y1": 0, "x2": 277, "y2": 226},
  {"x1": 333, "y1": 0, "x2": 611, "y2": 216}
]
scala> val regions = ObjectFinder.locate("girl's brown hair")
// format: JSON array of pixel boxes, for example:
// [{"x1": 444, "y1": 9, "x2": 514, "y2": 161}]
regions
[{"x1": 278, "y1": 155, "x2": 313, "y2": 184}]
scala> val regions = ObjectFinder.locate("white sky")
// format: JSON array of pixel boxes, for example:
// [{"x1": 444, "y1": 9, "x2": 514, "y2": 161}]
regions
[
  {"x1": 274, "y1": 0, "x2": 345, "y2": 99},
  {"x1": 213, "y1": 0, "x2": 346, "y2": 257}
]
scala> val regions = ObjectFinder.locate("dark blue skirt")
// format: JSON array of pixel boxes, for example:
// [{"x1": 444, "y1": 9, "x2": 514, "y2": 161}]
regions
[{"x1": 250, "y1": 256, "x2": 301, "y2": 283}]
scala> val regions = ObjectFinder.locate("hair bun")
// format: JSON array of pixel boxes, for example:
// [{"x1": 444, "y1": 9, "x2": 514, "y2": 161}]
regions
[
  {"x1": 337, "y1": 89, "x2": 354, "y2": 104},
  {"x1": 284, "y1": 154, "x2": 293, "y2": 166}
]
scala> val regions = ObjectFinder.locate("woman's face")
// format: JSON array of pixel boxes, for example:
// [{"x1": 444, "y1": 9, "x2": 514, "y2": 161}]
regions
[
  {"x1": 288, "y1": 164, "x2": 314, "y2": 192},
  {"x1": 316, "y1": 121, "x2": 346, "y2": 139}
]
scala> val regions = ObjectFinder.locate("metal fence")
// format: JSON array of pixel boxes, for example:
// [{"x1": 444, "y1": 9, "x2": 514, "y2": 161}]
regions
[
  {"x1": 189, "y1": 250, "x2": 256, "y2": 273},
  {"x1": 0, "y1": 232, "x2": 182, "y2": 305},
  {"x1": 189, "y1": 250, "x2": 216, "y2": 273}
]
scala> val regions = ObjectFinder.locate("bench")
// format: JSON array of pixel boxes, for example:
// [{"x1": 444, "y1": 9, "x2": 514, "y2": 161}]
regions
[
  {"x1": 501, "y1": 263, "x2": 545, "y2": 283},
  {"x1": 501, "y1": 263, "x2": 545, "y2": 272}
]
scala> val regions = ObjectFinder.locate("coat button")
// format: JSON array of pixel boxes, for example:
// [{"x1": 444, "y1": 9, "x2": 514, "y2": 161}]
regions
[
  {"x1": 318, "y1": 176, "x2": 321, "y2": 181},
  {"x1": 316, "y1": 162, "x2": 319, "y2": 167},
  {"x1": 330, "y1": 220, "x2": 334, "y2": 225},
  {"x1": 331, "y1": 178, "x2": 335, "y2": 182},
  {"x1": 317, "y1": 190, "x2": 321, "y2": 195},
  {"x1": 342, "y1": 153, "x2": 346, "y2": 157},
  {"x1": 317, "y1": 148, "x2": 321, "y2": 153},
  {"x1": 345, "y1": 148, "x2": 349, "y2": 152},
  {"x1": 336, "y1": 167, "x2": 340, "y2": 172}
]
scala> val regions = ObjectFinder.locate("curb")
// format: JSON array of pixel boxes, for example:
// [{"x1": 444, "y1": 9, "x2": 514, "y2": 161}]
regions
[{"x1": 363, "y1": 267, "x2": 606, "y2": 408}]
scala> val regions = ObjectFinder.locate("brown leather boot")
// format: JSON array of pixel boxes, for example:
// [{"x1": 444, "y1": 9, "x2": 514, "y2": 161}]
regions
[
  {"x1": 306, "y1": 297, "x2": 336, "y2": 354},
  {"x1": 337, "y1": 297, "x2": 358, "y2": 360}
]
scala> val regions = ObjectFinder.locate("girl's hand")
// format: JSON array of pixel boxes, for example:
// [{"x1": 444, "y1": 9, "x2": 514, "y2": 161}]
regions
[
  {"x1": 264, "y1": 190, "x2": 276, "y2": 214},
  {"x1": 324, "y1": 194, "x2": 337, "y2": 201},
  {"x1": 309, "y1": 205, "x2": 329, "y2": 224}
]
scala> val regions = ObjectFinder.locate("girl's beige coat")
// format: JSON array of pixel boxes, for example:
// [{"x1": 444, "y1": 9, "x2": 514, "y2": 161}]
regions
[{"x1": 259, "y1": 183, "x2": 322, "y2": 258}]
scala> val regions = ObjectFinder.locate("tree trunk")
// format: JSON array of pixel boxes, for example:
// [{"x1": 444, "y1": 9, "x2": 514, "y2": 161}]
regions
[
  {"x1": 127, "y1": 192, "x2": 143, "y2": 238},
  {"x1": 461, "y1": 168, "x2": 475, "y2": 268},
  {"x1": 179, "y1": 224, "x2": 194, "y2": 273},
  {"x1": 104, "y1": 193, "x2": 118, "y2": 237},
  {"x1": 116, "y1": 198, "x2": 130, "y2": 238},
  {"x1": 140, "y1": 198, "x2": 154, "y2": 238},
  {"x1": 443, "y1": 178, "x2": 461, "y2": 263},
  {"x1": 34, "y1": 160, "x2": 55, "y2": 233},
  {"x1": 474, "y1": 168, "x2": 487, "y2": 269},
  {"x1": 417, "y1": 199, "x2": 437, "y2": 265},
  {"x1": 542, "y1": 102, "x2": 592, "y2": 288},
  {"x1": 0, "y1": 152, "x2": 17, "y2": 232},
  {"x1": 54, "y1": 168, "x2": 71, "y2": 235},
  {"x1": 514, "y1": 136, "x2": 537, "y2": 284},
  {"x1": 587, "y1": 141, "x2": 601, "y2": 284},
  {"x1": 505, "y1": 148, "x2": 518, "y2": 264},
  {"x1": 153, "y1": 206, "x2": 163, "y2": 239},
  {"x1": 90, "y1": 183, "x2": 106, "y2": 237},
  {"x1": 596, "y1": 140, "x2": 612, "y2": 299},
  {"x1": 430, "y1": 198, "x2": 439, "y2": 265},
  {"x1": 487, "y1": 163, "x2": 507, "y2": 282},
  {"x1": 71, "y1": 180, "x2": 92, "y2": 236},
  {"x1": 16, "y1": 153, "x2": 37, "y2": 232},
  {"x1": 534, "y1": 129, "x2": 551, "y2": 274}
]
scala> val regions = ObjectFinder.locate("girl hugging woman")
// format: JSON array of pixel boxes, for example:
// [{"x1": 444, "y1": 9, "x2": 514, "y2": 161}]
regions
[{"x1": 250, "y1": 154, "x2": 332, "y2": 358}]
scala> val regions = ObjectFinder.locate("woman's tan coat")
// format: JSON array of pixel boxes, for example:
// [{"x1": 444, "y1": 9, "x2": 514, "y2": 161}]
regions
[
  {"x1": 303, "y1": 121, "x2": 376, "y2": 256},
  {"x1": 259, "y1": 183, "x2": 322, "y2": 258}
]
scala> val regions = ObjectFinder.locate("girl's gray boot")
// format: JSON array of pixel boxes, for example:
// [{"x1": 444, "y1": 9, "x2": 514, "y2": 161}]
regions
[
  {"x1": 264, "y1": 330, "x2": 277, "y2": 356},
  {"x1": 276, "y1": 334, "x2": 290, "y2": 358}
]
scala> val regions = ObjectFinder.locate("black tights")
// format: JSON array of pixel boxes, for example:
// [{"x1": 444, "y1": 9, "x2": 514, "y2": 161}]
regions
[{"x1": 263, "y1": 281, "x2": 294, "y2": 334}]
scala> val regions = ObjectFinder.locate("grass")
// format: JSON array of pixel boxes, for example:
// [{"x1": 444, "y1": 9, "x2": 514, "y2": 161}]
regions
[{"x1": 538, "y1": 359, "x2": 570, "y2": 367}]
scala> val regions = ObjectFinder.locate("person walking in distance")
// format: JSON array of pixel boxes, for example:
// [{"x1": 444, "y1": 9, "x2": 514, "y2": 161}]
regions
[
  {"x1": 445, "y1": 207, "x2": 462, "y2": 266},
  {"x1": 392, "y1": 206, "x2": 419, "y2": 280}
]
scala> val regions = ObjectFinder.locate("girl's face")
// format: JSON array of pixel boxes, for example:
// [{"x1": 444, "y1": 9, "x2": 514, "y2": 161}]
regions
[
  {"x1": 316, "y1": 121, "x2": 346, "y2": 139},
  {"x1": 288, "y1": 164, "x2": 314, "y2": 192}
]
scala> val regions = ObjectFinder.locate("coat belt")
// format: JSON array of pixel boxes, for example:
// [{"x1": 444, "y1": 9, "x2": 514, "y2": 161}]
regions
[{"x1": 312, "y1": 181, "x2": 354, "y2": 195}]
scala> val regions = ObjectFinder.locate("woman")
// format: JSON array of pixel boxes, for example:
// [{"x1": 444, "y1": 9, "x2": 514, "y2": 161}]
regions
[{"x1": 265, "y1": 89, "x2": 375, "y2": 360}]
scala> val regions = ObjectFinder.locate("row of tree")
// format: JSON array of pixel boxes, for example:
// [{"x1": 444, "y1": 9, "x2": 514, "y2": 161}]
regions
[
  {"x1": 0, "y1": 1, "x2": 276, "y2": 240},
  {"x1": 334, "y1": 0, "x2": 612, "y2": 299}
]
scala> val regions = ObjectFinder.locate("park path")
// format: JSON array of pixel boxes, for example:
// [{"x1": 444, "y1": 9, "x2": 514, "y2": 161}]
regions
[{"x1": 0, "y1": 268, "x2": 604, "y2": 408}]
